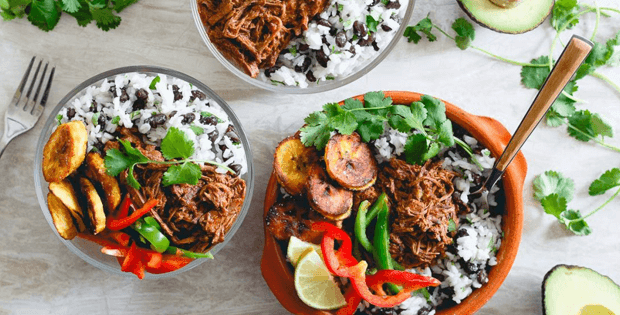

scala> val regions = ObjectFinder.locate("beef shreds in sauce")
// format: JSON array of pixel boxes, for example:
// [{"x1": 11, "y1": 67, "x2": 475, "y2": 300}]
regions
[
  {"x1": 197, "y1": 0, "x2": 330, "y2": 77},
  {"x1": 356, "y1": 158, "x2": 469, "y2": 269},
  {"x1": 114, "y1": 128, "x2": 246, "y2": 253}
]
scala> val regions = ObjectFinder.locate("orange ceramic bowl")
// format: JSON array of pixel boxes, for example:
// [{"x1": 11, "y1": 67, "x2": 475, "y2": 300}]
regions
[{"x1": 261, "y1": 91, "x2": 527, "y2": 315}]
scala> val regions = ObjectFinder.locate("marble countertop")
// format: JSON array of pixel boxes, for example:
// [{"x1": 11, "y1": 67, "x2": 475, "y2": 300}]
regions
[{"x1": 1, "y1": 0, "x2": 619, "y2": 314}]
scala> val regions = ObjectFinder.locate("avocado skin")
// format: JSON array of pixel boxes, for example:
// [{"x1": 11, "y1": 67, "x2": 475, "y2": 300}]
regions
[
  {"x1": 542, "y1": 264, "x2": 620, "y2": 315},
  {"x1": 456, "y1": 0, "x2": 554, "y2": 34}
]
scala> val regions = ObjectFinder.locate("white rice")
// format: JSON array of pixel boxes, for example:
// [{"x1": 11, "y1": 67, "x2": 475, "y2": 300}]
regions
[
  {"x1": 361, "y1": 127, "x2": 502, "y2": 314},
  {"x1": 55, "y1": 73, "x2": 247, "y2": 175},
  {"x1": 260, "y1": 0, "x2": 408, "y2": 88}
]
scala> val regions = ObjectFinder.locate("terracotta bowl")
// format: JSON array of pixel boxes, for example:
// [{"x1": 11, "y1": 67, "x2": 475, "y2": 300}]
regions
[{"x1": 261, "y1": 91, "x2": 527, "y2": 314}]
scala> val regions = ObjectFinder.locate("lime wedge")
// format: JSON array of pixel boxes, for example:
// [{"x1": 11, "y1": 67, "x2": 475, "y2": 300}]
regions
[
  {"x1": 287, "y1": 236, "x2": 322, "y2": 267},
  {"x1": 294, "y1": 248, "x2": 347, "y2": 310}
]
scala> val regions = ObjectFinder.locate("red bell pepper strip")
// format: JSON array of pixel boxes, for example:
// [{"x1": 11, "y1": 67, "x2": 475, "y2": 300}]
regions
[
  {"x1": 107, "y1": 199, "x2": 158, "y2": 231},
  {"x1": 336, "y1": 286, "x2": 363, "y2": 315},
  {"x1": 313, "y1": 222, "x2": 360, "y2": 277},
  {"x1": 145, "y1": 255, "x2": 193, "y2": 274},
  {"x1": 121, "y1": 243, "x2": 145, "y2": 279},
  {"x1": 116, "y1": 195, "x2": 132, "y2": 218},
  {"x1": 109, "y1": 231, "x2": 130, "y2": 246},
  {"x1": 77, "y1": 233, "x2": 118, "y2": 247}
]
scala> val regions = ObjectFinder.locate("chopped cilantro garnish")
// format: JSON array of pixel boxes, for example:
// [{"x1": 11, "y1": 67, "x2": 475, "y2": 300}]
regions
[
  {"x1": 111, "y1": 116, "x2": 120, "y2": 125},
  {"x1": 92, "y1": 112, "x2": 100, "y2": 126},
  {"x1": 149, "y1": 76, "x2": 160, "y2": 90},
  {"x1": 56, "y1": 114, "x2": 63, "y2": 125}
]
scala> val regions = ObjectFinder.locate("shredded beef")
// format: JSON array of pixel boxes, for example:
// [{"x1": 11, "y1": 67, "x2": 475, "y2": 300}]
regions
[
  {"x1": 197, "y1": 0, "x2": 330, "y2": 77},
  {"x1": 356, "y1": 158, "x2": 468, "y2": 268}
]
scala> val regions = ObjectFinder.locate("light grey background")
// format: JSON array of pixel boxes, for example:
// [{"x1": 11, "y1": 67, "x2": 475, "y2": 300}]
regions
[{"x1": 1, "y1": 0, "x2": 619, "y2": 314}]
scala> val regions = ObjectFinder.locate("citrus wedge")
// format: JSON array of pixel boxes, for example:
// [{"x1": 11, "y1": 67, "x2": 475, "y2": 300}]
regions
[
  {"x1": 294, "y1": 248, "x2": 347, "y2": 310},
  {"x1": 287, "y1": 236, "x2": 322, "y2": 267}
]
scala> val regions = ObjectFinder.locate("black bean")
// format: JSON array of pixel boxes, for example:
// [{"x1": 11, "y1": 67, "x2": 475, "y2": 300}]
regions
[
  {"x1": 357, "y1": 33, "x2": 375, "y2": 46},
  {"x1": 136, "y1": 88, "x2": 148, "y2": 100},
  {"x1": 119, "y1": 88, "x2": 129, "y2": 102},
  {"x1": 381, "y1": 24, "x2": 393, "y2": 32},
  {"x1": 456, "y1": 228, "x2": 469, "y2": 239},
  {"x1": 169, "y1": 110, "x2": 178, "y2": 117},
  {"x1": 461, "y1": 260, "x2": 480, "y2": 274},
  {"x1": 230, "y1": 164, "x2": 242, "y2": 175},
  {"x1": 369, "y1": 0, "x2": 380, "y2": 5},
  {"x1": 219, "y1": 144, "x2": 228, "y2": 153},
  {"x1": 226, "y1": 125, "x2": 235, "y2": 133},
  {"x1": 335, "y1": 31, "x2": 347, "y2": 47},
  {"x1": 89, "y1": 100, "x2": 98, "y2": 112},
  {"x1": 386, "y1": 0, "x2": 401, "y2": 9},
  {"x1": 353, "y1": 20, "x2": 367, "y2": 38},
  {"x1": 294, "y1": 65, "x2": 303, "y2": 73},
  {"x1": 300, "y1": 57, "x2": 312, "y2": 73},
  {"x1": 146, "y1": 113, "x2": 167, "y2": 128},
  {"x1": 477, "y1": 269, "x2": 489, "y2": 284},
  {"x1": 321, "y1": 35, "x2": 328, "y2": 45},
  {"x1": 348, "y1": 45, "x2": 356, "y2": 55},
  {"x1": 109, "y1": 84, "x2": 117, "y2": 97},
  {"x1": 298, "y1": 43, "x2": 310, "y2": 52},
  {"x1": 208, "y1": 130, "x2": 219, "y2": 142},
  {"x1": 200, "y1": 115, "x2": 218, "y2": 126},
  {"x1": 190, "y1": 90, "x2": 207, "y2": 101},
  {"x1": 172, "y1": 85, "x2": 183, "y2": 101},
  {"x1": 306, "y1": 70, "x2": 317, "y2": 82},
  {"x1": 181, "y1": 113, "x2": 195, "y2": 125},
  {"x1": 315, "y1": 49, "x2": 329, "y2": 68},
  {"x1": 226, "y1": 131, "x2": 240, "y2": 144},
  {"x1": 417, "y1": 306, "x2": 433, "y2": 315},
  {"x1": 264, "y1": 66, "x2": 280, "y2": 78},
  {"x1": 329, "y1": 28, "x2": 337, "y2": 37},
  {"x1": 317, "y1": 19, "x2": 331, "y2": 28},
  {"x1": 372, "y1": 41, "x2": 380, "y2": 51},
  {"x1": 66, "y1": 108, "x2": 76, "y2": 119},
  {"x1": 94, "y1": 142, "x2": 105, "y2": 153}
]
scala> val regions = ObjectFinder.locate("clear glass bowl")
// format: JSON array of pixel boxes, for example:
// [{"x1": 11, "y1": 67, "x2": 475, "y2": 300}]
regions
[
  {"x1": 34, "y1": 65, "x2": 255, "y2": 279},
  {"x1": 190, "y1": 0, "x2": 415, "y2": 94}
]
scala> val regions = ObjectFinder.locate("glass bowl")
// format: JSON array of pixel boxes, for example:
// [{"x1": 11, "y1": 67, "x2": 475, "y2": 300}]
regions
[
  {"x1": 34, "y1": 65, "x2": 254, "y2": 279},
  {"x1": 190, "y1": 0, "x2": 415, "y2": 94}
]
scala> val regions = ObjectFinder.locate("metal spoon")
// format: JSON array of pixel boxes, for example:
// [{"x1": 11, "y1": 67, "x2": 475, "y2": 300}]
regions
[{"x1": 471, "y1": 35, "x2": 593, "y2": 198}]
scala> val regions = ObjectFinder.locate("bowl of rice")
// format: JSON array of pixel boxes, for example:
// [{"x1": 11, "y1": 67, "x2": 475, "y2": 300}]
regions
[
  {"x1": 191, "y1": 0, "x2": 415, "y2": 93},
  {"x1": 34, "y1": 65, "x2": 254, "y2": 279},
  {"x1": 261, "y1": 91, "x2": 526, "y2": 314}
]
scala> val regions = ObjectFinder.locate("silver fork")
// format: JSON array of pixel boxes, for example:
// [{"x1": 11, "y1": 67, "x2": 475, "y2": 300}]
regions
[{"x1": 0, "y1": 57, "x2": 55, "y2": 158}]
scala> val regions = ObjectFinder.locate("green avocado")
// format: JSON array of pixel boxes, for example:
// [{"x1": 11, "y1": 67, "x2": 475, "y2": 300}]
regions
[
  {"x1": 543, "y1": 265, "x2": 620, "y2": 315},
  {"x1": 456, "y1": 0, "x2": 554, "y2": 34}
]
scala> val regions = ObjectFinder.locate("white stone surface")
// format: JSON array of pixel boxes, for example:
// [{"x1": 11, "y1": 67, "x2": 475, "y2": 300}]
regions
[{"x1": 0, "y1": 0, "x2": 619, "y2": 314}]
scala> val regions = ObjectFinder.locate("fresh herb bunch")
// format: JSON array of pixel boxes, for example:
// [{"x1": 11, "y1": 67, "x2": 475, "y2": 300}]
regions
[
  {"x1": 404, "y1": 1, "x2": 620, "y2": 153},
  {"x1": 533, "y1": 168, "x2": 620, "y2": 235},
  {"x1": 299, "y1": 91, "x2": 478, "y2": 166},
  {"x1": 0, "y1": 0, "x2": 140, "y2": 32},
  {"x1": 104, "y1": 127, "x2": 234, "y2": 189}
]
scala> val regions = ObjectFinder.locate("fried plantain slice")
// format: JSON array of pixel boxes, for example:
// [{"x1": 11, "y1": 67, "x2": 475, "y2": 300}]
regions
[
  {"x1": 49, "y1": 180, "x2": 86, "y2": 232},
  {"x1": 42, "y1": 121, "x2": 88, "y2": 183},
  {"x1": 274, "y1": 136, "x2": 319, "y2": 195},
  {"x1": 84, "y1": 152, "x2": 121, "y2": 211},
  {"x1": 324, "y1": 132, "x2": 378, "y2": 191},
  {"x1": 47, "y1": 192, "x2": 78, "y2": 240},
  {"x1": 79, "y1": 178, "x2": 106, "y2": 234},
  {"x1": 265, "y1": 198, "x2": 323, "y2": 243},
  {"x1": 306, "y1": 164, "x2": 353, "y2": 221}
]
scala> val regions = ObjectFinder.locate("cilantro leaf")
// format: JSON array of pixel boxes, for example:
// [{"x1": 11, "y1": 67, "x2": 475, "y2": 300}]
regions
[
  {"x1": 357, "y1": 117, "x2": 385, "y2": 142},
  {"x1": 540, "y1": 194, "x2": 568, "y2": 219},
  {"x1": 567, "y1": 110, "x2": 611, "y2": 142},
  {"x1": 364, "y1": 91, "x2": 392, "y2": 117},
  {"x1": 447, "y1": 218, "x2": 456, "y2": 233},
  {"x1": 343, "y1": 98, "x2": 373, "y2": 121},
  {"x1": 61, "y1": 0, "x2": 81, "y2": 13},
  {"x1": 403, "y1": 16, "x2": 436, "y2": 44},
  {"x1": 126, "y1": 164, "x2": 141, "y2": 189},
  {"x1": 404, "y1": 134, "x2": 429, "y2": 165},
  {"x1": 91, "y1": 7, "x2": 121, "y2": 31},
  {"x1": 409, "y1": 102, "x2": 428, "y2": 131},
  {"x1": 331, "y1": 111, "x2": 358, "y2": 135},
  {"x1": 189, "y1": 125, "x2": 205, "y2": 136},
  {"x1": 388, "y1": 105, "x2": 416, "y2": 133},
  {"x1": 103, "y1": 149, "x2": 133, "y2": 176},
  {"x1": 437, "y1": 119, "x2": 455, "y2": 147},
  {"x1": 118, "y1": 138, "x2": 149, "y2": 162},
  {"x1": 533, "y1": 170, "x2": 575, "y2": 202},
  {"x1": 589, "y1": 168, "x2": 620, "y2": 196},
  {"x1": 419, "y1": 95, "x2": 446, "y2": 128},
  {"x1": 162, "y1": 162, "x2": 202, "y2": 186},
  {"x1": 160, "y1": 127, "x2": 195, "y2": 160},
  {"x1": 28, "y1": 0, "x2": 61, "y2": 32},
  {"x1": 521, "y1": 56, "x2": 551, "y2": 89},
  {"x1": 560, "y1": 210, "x2": 592, "y2": 236},
  {"x1": 551, "y1": 0, "x2": 580, "y2": 31},
  {"x1": 113, "y1": 0, "x2": 139, "y2": 13},
  {"x1": 149, "y1": 76, "x2": 161, "y2": 89},
  {"x1": 366, "y1": 14, "x2": 379, "y2": 33},
  {"x1": 452, "y1": 18, "x2": 475, "y2": 50},
  {"x1": 546, "y1": 81, "x2": 577, "y2": 126}
]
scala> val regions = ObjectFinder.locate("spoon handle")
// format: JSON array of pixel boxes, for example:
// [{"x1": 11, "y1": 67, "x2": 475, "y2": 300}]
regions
[{"x1": 494, "y1": 35, "x2": 593, "y2": 172}]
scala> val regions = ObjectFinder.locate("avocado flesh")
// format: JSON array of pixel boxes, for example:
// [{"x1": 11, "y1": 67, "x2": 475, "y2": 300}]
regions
[
  {"x1": 457, "y1": 0, "x2": 554, "y2": 34},
  {"x1": 543, "y1": 265, "x2": 620, "y2": 315}
]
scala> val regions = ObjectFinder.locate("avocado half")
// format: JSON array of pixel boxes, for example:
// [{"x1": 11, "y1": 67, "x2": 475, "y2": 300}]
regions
[
  {"x1": 543, "y1": 264, "x2": 620, "y2": 315},
  {"x1": 456, "y1": 0, "x2": 554, "y2": 34}
]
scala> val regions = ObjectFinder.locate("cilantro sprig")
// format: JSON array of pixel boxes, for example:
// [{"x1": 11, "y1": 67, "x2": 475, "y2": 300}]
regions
[
  {"x1": 404, "y1": 6, "x2": 620, "y2": 154},
  {"x1": 299, "y1": 92, "x2": 479, "y2": 167},
  {"x1": 104, "y1": 127, "x2": 234, "y2": 189},
  {"x1": 533, "y1": 169, "x2": 620, "y2": 235},
  {"x1": 0, "y1": 0, "x2": 140, "y2": 32}
]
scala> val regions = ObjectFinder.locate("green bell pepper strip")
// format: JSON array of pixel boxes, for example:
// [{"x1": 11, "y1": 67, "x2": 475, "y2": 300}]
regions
[
  {"x1": 366, "y1": 193, "x2": 387, "y2": 223},
  {"x1": 355, "y1": 200, "x2": 374, "y2": 253},
  {"x1": 165, "y1": 246, "x2": 214, "y2": 259},
  {"x1": 373, "y1": 204, "x2": 401, "y2": 294},
  {"x1": 132, "y1": 218, "x2": 170, "y2": 253},
  {"x1": 143, "y1": 216, "x2": 161, "y2": 230}
]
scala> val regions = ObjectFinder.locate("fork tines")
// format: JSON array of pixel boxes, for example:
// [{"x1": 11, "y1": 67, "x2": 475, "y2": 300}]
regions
[{"x1": 13, "y1": 56, "x2": 55, "y2": 114}]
